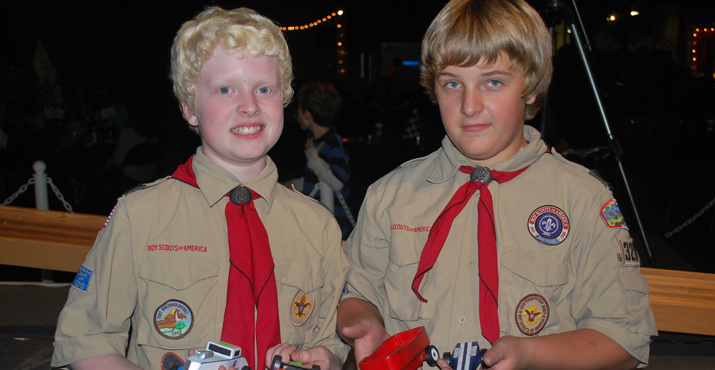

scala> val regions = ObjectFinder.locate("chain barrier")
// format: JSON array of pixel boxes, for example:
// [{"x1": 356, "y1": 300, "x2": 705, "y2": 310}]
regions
[
  {"x1": 2, "y1": 176, "x2": 74, "y2": 213},
  {"x1": 664, "y1": 195, "x2": 715, "y2": 238}
]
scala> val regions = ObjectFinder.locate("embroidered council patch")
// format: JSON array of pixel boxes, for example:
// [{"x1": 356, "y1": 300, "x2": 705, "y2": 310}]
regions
[
  {"x1": 617, "y1": 238, "x2": 640, "y2": 266},
  {"x1": 601, "y1": 199, "x2": 628, "y2": 229},
  {"x1": 154, "y1": 300, "x2": 194, "y2": 339},
  {"x1": 515, "y1": 294, "x2": 549, "y2": 336},
  {"x1": 290, "y1": 290, "x2": 315, "y2": 326},
  {"x1": 72, "y1": 265, "x2": 93, "y2": 292},
  {"x1": 528, "y1": 206, "x2": 569, "y2": 245}
]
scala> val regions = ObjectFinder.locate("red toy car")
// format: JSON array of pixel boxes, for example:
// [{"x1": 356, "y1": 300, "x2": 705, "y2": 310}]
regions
[{"x1": 359, "y1": 326, "x2": 439, "y2": 370}]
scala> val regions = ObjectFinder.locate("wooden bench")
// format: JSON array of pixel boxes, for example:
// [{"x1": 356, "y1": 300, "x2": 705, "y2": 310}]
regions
[
  {"x1": 0, "y1": 204, "x2": 105, "y2": 273},
  {"x1": 1, "y1": 205, "x2": 714, "y2": 336}
]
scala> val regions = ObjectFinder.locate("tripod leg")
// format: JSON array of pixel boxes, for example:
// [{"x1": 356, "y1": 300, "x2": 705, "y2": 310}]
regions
[{"x1": 568, "y1": 20, "x2": 655, "y2": 263}]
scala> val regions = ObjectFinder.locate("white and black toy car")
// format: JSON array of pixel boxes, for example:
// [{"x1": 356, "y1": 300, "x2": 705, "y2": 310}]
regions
[
  {"x1": 442, "y1": 341, "x2": 487, "y2": 370},
  {"x1": 181, "y1": 341, "x2": 251, "y2": 370}
]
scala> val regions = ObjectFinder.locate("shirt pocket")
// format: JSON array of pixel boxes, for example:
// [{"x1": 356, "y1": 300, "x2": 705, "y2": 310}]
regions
[
  {"x1": 385, "y1": 232, "x2": 427, "y2": 322},
  {"x1": 275, "y1": 257, "x2": 325, "y2": 344},
  {"x1": 618, "y1": 272, "x2": 651, "y2": 316},
  {"x1": 501, "y1": 249, "x2": 569, "y2": 287},
  {"x1": 136, "y1": 255, "x2": 219, "y2": 349}
]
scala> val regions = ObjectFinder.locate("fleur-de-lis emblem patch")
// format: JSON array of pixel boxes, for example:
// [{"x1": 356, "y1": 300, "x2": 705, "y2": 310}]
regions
[
  {"x1": 528, "y1": 205, "x2": 569, "y2": 245},
  {"x1": 290, "y1": 291, "x2": 315, "y2": 326}
]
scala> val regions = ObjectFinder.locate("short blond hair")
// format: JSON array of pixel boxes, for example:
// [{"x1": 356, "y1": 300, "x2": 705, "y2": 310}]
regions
[
  {"x1": 420, "y1": 0, "x2": 553, "y2": 120},
  {"x1": 171, "y1": 7, "x2": 294, "y2": 114}
]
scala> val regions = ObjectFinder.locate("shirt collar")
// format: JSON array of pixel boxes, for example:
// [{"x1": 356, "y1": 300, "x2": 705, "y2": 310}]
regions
[
  {"x1": 427, "y1": 125, "x2": 548, "y2": 184},
  {"x1": 192, "y1": 147, "x2": 279, "y2": 209}
]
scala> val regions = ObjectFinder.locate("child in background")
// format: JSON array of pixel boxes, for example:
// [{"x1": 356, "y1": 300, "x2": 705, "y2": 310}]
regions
[{"x1": 297, "y1": 81, "x2": 354, "y2": 240}]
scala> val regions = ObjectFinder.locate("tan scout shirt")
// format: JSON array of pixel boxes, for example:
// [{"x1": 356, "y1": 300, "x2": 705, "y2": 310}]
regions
[
  {"x1": 343, "y1": 126, "x2": 656, "y2": 366},
  {"x1": 52, "y1": 148, "x2": 349, "y2": 369}
]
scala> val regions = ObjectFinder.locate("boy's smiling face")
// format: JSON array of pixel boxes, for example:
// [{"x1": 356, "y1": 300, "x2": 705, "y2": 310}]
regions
[
  {"x1": 182, "y1": 46, "x2": 284, "y2": 172},
  {"x1": 435, "y1": 53, "x2": 535, "y2": 167}
]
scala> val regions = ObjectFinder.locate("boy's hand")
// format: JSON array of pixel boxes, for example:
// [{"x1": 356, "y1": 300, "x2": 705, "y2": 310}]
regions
[
  {"x1": 305, "y1": 138, "x2": 325, "y2": 152},
  {"x1": 265, "y1": 343, "x2": 342, "y2": 370},
  {"x1": 339, "y1": 319, "x2": 390, "y2": 365},
  {"x1": 423, "y1": 358, "x2": 454, "y2": 370},
  {"x1": 480, "y1": 336, "x2": 525, "y2": 369}
]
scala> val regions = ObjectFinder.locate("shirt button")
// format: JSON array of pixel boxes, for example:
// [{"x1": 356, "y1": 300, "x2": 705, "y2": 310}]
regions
[
  {"x1": 467, "y1": 258, "x2": 475, "y2": 267},
  {"x1": 458, "y1": 316, "x2": 466, "y2": 325}
]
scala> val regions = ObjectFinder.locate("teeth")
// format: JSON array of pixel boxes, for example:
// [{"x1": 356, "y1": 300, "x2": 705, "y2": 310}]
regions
[{"x1": 231, "y1": 126, "x2": 263, "y2": 135}]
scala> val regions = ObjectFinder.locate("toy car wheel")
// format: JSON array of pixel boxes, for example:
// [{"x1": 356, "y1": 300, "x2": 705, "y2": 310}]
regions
[
  {"x1": 271, "y1": 355, "x2": 284, "y2": 370},
  {"x1": 425, "y1": 345, "x2": 440, "y2": 367},
  {"x1": 310, "y1": 366, "x2": 320, "y2": 370}
]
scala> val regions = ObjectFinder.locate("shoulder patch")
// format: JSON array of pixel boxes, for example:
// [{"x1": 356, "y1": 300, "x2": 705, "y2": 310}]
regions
[
  {"x1": 601, "y1": 199, "x2": 628, "y2": 229},
  {"x1": 617, "y1": 238, "x2": 640, "y2": 266},
  {"x1": 72, "y1": 265, "x2": 93, "y2": 292}
]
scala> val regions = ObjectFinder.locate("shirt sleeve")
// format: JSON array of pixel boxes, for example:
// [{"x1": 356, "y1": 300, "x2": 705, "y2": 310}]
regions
[
  {"x1": 568, "y1": 187, "x2": 657, "y2": 366},
  {"x1": 341, "y1": 182, "x2": 391, "y2": 312},
  {"x1": 52, "y1": 200, "x2": 138, "y2": 367},
  {"x1": 303, "y1": 218, "x2": 351, "y2": 362}
]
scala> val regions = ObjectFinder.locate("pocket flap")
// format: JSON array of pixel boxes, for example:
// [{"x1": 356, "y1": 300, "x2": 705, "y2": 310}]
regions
[
  {"x1": 501, "y1": 249, "x2": 569, "y2": 286},
  {"x1": 139, "y1": 255, "x2": 218, "y2": 291},
  {"x1": 274, "y1": 257, "x2": 324, "y2": 292}
]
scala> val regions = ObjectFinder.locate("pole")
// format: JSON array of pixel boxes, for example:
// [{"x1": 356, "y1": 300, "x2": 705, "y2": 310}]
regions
[{"x1": 33, "y1": 160, "x2": 49, "y2": 210}]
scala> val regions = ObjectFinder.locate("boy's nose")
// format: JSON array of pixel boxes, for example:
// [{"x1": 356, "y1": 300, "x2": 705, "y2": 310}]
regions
[
  {"x1": 238, "y1": 94, "x2": 259, "y2": 115},
  {"x1": 461, "y1": 89, "x2": 484, "y2": 116}
]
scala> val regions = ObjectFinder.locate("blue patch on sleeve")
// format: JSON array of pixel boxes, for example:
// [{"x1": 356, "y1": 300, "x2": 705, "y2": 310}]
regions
[{"x1": 72, "y1": 265, "x2": 93, "y2": 292}]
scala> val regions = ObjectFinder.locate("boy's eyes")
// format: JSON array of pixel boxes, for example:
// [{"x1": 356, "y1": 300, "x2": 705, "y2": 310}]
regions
[
  {"x1": 441, "y1": 79, "x2": 503, "y2": 89},
  {"x1": 486, "y1": 79, "x2": 503, "y2": 87},
  {"x1": 216, "y1": 86, "x2": 274, "y2": 95},
  {"x1": 256, "y1": 86, "x2": 272, "y2": 94}
]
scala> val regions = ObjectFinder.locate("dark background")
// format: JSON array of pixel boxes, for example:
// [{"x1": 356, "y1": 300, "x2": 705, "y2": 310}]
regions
[{"x1": 1, "y1": 0, "x2": 714, "y2": 276}]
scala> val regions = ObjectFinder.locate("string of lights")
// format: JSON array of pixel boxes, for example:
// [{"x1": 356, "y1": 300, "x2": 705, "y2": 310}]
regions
[
  {"x1": 279, "y1": 10, "x2": 344, "y2": 31},
  {"x1": 691, "y1": 26, "x2": 715, "y2": 77}
]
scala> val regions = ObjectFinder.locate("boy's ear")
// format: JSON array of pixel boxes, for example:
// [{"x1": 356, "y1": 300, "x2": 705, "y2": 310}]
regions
[
  {"x1": 180, "y1": 101, "x2": 200, "y2": 128},
  {"x1": 526, "y1": 94, "x2": 537, "y2": 105}
]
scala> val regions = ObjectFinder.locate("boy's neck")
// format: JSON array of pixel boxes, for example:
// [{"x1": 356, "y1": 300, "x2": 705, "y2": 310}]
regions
[{"x1": 311, "y1": 124, "x2": 330, "y2": 140}]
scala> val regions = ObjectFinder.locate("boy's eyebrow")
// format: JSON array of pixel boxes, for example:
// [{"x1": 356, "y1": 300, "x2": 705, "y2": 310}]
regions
[{"x1": 437, "y1": 68, "x2": 513, "y2": 79}]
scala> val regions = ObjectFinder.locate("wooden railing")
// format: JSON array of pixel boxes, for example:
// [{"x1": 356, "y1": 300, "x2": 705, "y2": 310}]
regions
[
  {"x1": 1, "y1": 204, "x2": 714, "y2": 336},
  {"x1": 0, "y1": 204, "x2": 105, "y2": 273},
  {"x1": 640, "y1": 267, "x2": 715, "y2": 336}
]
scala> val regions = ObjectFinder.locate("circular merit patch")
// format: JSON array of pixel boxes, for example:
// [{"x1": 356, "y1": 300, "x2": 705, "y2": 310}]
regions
[
  {"x1": 290, "y1": 290, "x2": 315, "y2": 326},
  {"x1": 515, "y1": 294, "x2": 549, "y2": 336},
  {"x1": 154, "y1": 299, "x2": 194, "y2": 339},
  {"x1": 528, "y1": 205, "x2": 569, "y2": 245}
]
